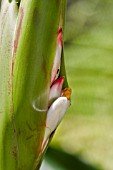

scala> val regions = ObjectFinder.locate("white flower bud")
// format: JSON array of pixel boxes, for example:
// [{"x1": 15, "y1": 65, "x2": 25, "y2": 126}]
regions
[
  {"x1": 41, "y1": 96, "x2": 70, "y2": 152},
  {"x1": 47, "y1": 97, "x2": 70, "y2": 132}
]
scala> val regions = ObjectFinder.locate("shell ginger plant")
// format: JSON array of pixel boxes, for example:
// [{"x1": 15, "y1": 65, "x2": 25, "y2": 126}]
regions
[{"x1": 0, "y1": 0, "x2": 71, "y2": 169}]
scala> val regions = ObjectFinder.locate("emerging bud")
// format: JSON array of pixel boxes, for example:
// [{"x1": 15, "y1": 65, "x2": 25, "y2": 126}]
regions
[{"x1": 40, "y1": 23, "x2": 71, "y2": 153}]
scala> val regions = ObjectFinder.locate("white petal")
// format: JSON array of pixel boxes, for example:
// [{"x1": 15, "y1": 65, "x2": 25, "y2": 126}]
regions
[
  {"x1": 47, "y1": 97, "x2": 70, "y2": 134},
  {"x1": 41, "y1": 97, "x2": 70, "y2": 152}
]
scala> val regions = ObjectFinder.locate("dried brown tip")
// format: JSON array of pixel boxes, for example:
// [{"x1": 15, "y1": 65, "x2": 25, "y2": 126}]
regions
[{"x1": 62, "y1": 87, "x2": 72, "y2": 100}]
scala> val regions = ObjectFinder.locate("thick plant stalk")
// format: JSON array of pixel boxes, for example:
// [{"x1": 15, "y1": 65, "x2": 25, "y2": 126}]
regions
[{"x1": 0, "y1": 0, "x2": 71, "y2": 169}]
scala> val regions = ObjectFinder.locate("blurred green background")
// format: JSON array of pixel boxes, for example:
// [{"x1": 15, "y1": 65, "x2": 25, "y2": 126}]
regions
[{"x1": 43, "y1": 0, "x2": 113, "y2": 169}]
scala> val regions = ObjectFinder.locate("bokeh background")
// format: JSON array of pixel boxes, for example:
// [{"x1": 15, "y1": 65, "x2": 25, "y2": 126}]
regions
[{"x1": 41, "y1": 0, "x2": 113, "y2": 170}]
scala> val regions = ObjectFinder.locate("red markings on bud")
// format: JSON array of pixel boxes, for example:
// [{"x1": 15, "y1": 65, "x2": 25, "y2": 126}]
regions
[
  {"x1": 57, "y1": 27, "x2": 63, "y2": 46},
  {"x1": 50, "y1": 28, "x2": 63, "y2": 85},
  {"x1": 51, "y1": 76, "x2": 64, "y2": 87},
  {"x1": 49, "y1": 76, "x2": 64, "y2": 105}
]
